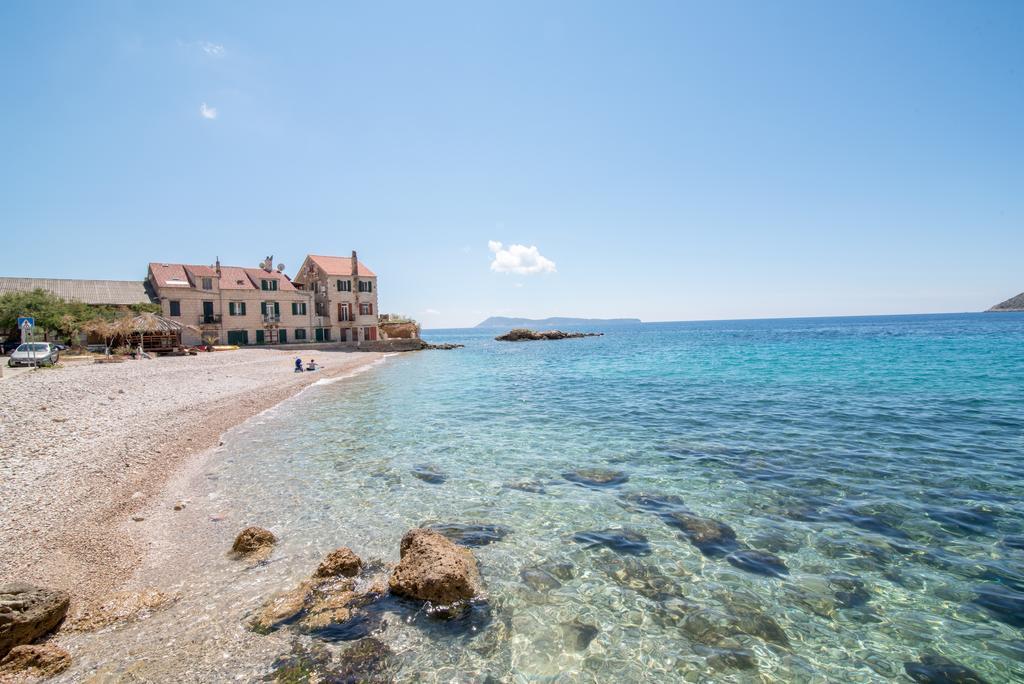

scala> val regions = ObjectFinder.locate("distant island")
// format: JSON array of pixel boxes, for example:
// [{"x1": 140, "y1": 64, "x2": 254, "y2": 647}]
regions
[
  {"x1": 475, "y1": 316, "x2": 641, "y2": 329},
  {"x1": 988, "y1": 292, "x2": 1024, "y2": 312}
]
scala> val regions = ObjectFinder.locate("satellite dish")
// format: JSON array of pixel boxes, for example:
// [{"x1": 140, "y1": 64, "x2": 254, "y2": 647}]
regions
[{"x1": 277, "y1": 263, "x2": 285, "y2": 272}]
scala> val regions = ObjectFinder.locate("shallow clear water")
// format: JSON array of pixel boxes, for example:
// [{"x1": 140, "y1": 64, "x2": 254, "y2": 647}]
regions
[{"x1": 62, "y1": 313, "x2": 1024, "y2": 682}]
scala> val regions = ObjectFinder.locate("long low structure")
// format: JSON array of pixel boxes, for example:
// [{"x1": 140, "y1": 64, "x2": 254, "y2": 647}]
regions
[{"x1": 0, "y1": 277, "x2": 154, "y2": 306}]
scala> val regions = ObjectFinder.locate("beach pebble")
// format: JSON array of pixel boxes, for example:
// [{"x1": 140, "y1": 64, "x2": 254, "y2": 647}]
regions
[{"x1": 132, "y1": 516, "x2": 145, "y2": 522}]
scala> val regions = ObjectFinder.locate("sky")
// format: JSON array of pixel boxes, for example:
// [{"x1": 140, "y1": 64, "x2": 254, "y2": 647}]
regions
[{"x1": 1, "y1": 1, "x2": 1021, "y2": 328}]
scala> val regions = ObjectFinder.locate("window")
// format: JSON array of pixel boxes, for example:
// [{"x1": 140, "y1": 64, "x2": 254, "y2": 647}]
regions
[
  {"x1": 295, "y1": 328, "x2": 307, "y2": 340},
  {"x1": 359, "y1": 302, "x2": 373, "y2": 316},
  {"x1": 291, "y1": 302, "x2": 307, "y2": 316},
  {"x1": 229, "y1": 302, "x2": 247, "y2": 316},
  {"x1": 261, "y1": 301, "x2": 281, "y2": 319},
  {"x1": 338, "y1": 303, "x2": 351, "y2": 322},
  {"x1": 358, "y1": 280, "x2": 373, "y2": 293},
  {"x1": 261, "y1": 279, "x2": 278, "y2": 291},
  {"x1": 336, "y1": 279, "x2": 351, "y2": 292},
  {"x1": 363, "y1": 326, "x2": 378, "y2": 341},
  {"x1": 169, "y1": 300, "x2": 181, "y2": 317},
  {"x1": 202, "y1": 277, "x2": 213, "y2": 290}
]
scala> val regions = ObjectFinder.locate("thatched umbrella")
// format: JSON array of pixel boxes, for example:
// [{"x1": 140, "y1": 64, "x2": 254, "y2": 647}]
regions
[{"x1": 126, "y1": 313, "x2": 186, "y2": 354}]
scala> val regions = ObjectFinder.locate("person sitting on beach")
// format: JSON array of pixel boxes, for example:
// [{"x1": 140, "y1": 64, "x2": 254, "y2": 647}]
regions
[
  {"x1": 294, "y1": 358, "x2": 304, "y2": 373},
  {"x1": 306, "y1": 359, "x2": 318, "y2": 371}
]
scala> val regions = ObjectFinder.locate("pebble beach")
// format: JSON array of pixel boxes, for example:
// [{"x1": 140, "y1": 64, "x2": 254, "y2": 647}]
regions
[{"x1": 0, "y1": 349, "x2": 383, "y2": 606}]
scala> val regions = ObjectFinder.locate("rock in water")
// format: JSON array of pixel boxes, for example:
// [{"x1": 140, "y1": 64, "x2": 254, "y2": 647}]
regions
[
  {"x1": 664, "y1": 513, "x2": 739, "y2": 557},
  {"x1": 0, "y1": 583, "x2": 71, "y2": 658},
  {"x1": 426, "y1": 523, "x2": 511, "y2": 547},
  {"x1": 618, "y1": 492, "x2": 689, "y2": 515},
  {"x1": 561, "y1": 619, "x2": 599, "y2": 651},
  {"x1": 572, "y1": 529, "x2": 652, "y2": 556},
  {"x1": 315, "y1": 548, "x2": 363, "y2": 578},
  {"x1": 520, "y1": 567, "x2": 562, "y2": 591},
  {"x1": 231, "y1": 527, "x2": 277, "y2": 556},
  {"x1": 904, "y1": 654, "x2": 989, "y2": 683},
  {"x1": 563, "y1": 468, "x2": 629, "y2": 488},
  {"x1": 726, "y1": 550, "x2": 789, "y2": 578},
  {"x1": 411, "y1": 465, "x2": 447, "y2": 484},
  {"x1": 389, "y1": 528, "x2": 482, "y2": 607},
  {"x1": 0, "y1": 644, "x2": 72, "y2": 680},
  {"x1": 333, "y1": 638, "x2": 396, "y2": 681}
]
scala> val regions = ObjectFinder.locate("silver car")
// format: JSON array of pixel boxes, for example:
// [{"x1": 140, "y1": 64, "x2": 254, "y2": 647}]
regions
[{"x1": 8, "y1": 342, "x2": 60, "y2": 367}]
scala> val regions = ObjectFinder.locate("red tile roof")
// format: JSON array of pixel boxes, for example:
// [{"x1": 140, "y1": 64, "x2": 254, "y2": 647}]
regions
[
  {"x1": 148, "y1": 262, "x2": 298, "y2": 291},
  {"x1": 307, "y1": 255, "x2": 376, "y2": 277}
]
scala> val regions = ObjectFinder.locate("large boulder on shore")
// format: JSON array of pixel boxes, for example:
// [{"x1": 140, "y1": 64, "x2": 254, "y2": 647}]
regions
[
  {"x1": 0, "y1": 583, "x2": 70, "y2": 658},
  {"x1": 0, "y1": 644, "x2": 72, "y2": 680},
  {"x1": 231, "y1": 527, "x2": 277, "y2": 556},
  {"x1": 389, "y1": 529, "x2": 482, "y2": 606}
]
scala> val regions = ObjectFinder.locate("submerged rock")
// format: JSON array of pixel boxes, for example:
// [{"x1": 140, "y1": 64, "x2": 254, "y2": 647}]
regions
[
  {"x1": 827, "y1": 573, "x2": 871, "y2": 609},
  {"x1": 426, "y1": 523, "x2": 511, "y2": 547},
  {"x1": 926, "y1": 505, "x2": 998, "y2": 537},
  {"x1": 603, "y1": 557, "x2": 685, "y2": 600},
  {"x1": 0, "y1": 644, "x2": 72, "y2": 680},
  {"x1": 252, "y1": 582, "x2": 314, "y2": 633},
  {"x1": 972, "y1": 584, "x2": 1024, "y2": 628},
  {"x1": 904, "y1": 653, "x2": 989, "y2": 683},
  {"x1": 231, "y1": 526, "x2": 277, "y2": 556},
  {"x1": 389, "y1": 529, "x2": 482, "y2": 607},
  {"x1": 265, "y1": 640, "x2": 333, "y2": 682},
  {"x1": 572, "y1": 529, "x2": 652, "y2": 556},
  {"x1": 333, "y1": 638, "x2": 396, "y2": 681},
  {"x1": 726, "y1": 550, "x2": 789, "y2": 578},
  {"x1": 618, "y1": 492, "x2": 689, "y2": 515},
  {"x1": 520, "y1": 567, "x2": 562, "y2": 592},
  {"x1": 411, "y1": 465, "x2": 447, "y2": 485},
  {"x1": 65, "y1": 588, "x2": 178, "y2": 632},
  {"x1": 0, "y1": 583, "x2": 70, "y2": 658},
  {"x1": 561, "y1": 618, "x2": 599, "y2": 651},
  {"x1": 315, "y1": 547, "x2": 363, "y2": 578},
  {"x1": 701, "y1": 645, "x2": 758, "y2": 671},
  {"x1": 563, "y1": 468, "x2": 629, "y2": 488},
  {"x1": 504, "y1": 480, "x2": 547, "y2": 494},
  {"x1": 664, "y1": 513, "x2": 738, "y2": 556}
]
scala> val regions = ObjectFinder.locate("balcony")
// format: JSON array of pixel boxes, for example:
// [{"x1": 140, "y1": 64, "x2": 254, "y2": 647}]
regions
[
  {"x1": 198, "y1": 314, "x2": 222, "y2": 325},
  {"x1": 262, "y1": 314, "x2": 281, "y2": 324}
]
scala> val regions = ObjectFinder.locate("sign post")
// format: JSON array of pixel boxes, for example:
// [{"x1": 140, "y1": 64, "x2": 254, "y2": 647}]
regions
[{"x1": 18, "y1": 317, "x2": 36, "y2": 369}]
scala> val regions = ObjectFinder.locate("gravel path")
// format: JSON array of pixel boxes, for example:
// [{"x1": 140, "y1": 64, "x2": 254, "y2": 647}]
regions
[{"x1": 0, "y1": 349, "x2": 383, "y2": 604}]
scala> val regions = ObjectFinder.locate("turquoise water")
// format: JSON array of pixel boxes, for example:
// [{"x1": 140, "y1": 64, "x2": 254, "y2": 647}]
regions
[{"x1": 65, "y1": 313, "x2": 1024, "y2": 682}]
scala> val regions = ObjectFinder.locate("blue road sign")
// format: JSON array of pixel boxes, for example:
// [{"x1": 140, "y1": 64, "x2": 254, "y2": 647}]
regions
[{"x1": 17, "y1": 316, "x2": 35, "y2": 329}]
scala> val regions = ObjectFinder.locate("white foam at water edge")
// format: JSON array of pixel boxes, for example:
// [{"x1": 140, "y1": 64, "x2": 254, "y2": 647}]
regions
[{"x1": 312, "y1": 353, "x2": 395, "y2": 386}]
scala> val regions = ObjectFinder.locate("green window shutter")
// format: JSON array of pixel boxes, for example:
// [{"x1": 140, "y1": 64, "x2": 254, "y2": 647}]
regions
[
  {"x1": 261, "y1": 302, "x2": 267, "y2": 315},
  {"x1": 228, "y1": 302, "x2": 235, "y2": 316},
  {"x1": 240, "y1": 303, "x2": 246, "y2": 316},
  {"x1": 274, "y1": 302, "x2": 280, "y2": 316},
  {"x1": 291, "y1": 302, "x2": 297, "y2": 315}
]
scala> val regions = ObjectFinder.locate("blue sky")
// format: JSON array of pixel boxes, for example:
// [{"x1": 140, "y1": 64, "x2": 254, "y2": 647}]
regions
[{"x1": 1, "y1": 1, "x2": 1021, "y2": 327}]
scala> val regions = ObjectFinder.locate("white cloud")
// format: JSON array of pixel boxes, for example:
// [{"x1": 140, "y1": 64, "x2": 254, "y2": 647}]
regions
[
  {"x1": 513, "y1": 282, "x2": 524, "y2": 288},
  {"x1": 424, "y1": 308, "x2": 440, "y2": 315},
  {"x1": 488, "y1": 240, "x2": 556, "y2": 275},
  {"x1": 201, "y1": 41, "x2": 225, "y2": 57},
  {"x1": 200, "y1": 102, "x2": 217, "y2": 120}
]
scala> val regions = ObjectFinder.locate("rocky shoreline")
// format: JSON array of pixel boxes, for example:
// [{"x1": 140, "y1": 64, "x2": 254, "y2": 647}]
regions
[{"x1": 495, "y1": 328, "x2": 603, "y2": 342}]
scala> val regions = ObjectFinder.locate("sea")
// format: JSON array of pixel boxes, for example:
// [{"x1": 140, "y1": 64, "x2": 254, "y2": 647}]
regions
[{"x1": 60, "y1": 312, "x2": 1024, "y2": 682}]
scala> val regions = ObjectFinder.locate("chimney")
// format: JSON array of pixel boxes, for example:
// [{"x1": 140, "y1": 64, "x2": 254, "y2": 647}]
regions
[
  {"x1": 215, "y1": 257, "x2": 221, "y2": 277},
  {"x1": 351, "y1": 250, "x2": 358, "y2": 277}
]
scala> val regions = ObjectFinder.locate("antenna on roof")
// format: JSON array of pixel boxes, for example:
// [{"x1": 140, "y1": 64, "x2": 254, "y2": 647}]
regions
[{"x1": 277, "y1": 263, "x2": 285, "y2": 273}]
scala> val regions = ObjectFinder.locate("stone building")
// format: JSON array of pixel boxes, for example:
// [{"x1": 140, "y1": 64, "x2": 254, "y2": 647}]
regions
[{"x1": 146, "y1": 252, "x2": 379, "y2": 346}]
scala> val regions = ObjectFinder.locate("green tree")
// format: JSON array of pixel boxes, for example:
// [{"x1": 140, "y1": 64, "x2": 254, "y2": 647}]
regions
[{"x1": 0, "y1": 289, "x2": 70, "y2": 339}]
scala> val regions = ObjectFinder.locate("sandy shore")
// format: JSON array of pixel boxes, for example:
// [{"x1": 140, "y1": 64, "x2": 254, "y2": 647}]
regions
[{"x1": 0, "y1": 349, "x2": 384, "y2": 606}]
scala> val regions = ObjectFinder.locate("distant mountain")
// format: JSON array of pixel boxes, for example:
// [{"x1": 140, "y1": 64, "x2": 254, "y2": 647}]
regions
[
  {"x1": 988, "y1": 292, "x2": 1024, "y2": 312},
  {"x1": 475, "y1": 316, "x2": 642, "y2": 329}
]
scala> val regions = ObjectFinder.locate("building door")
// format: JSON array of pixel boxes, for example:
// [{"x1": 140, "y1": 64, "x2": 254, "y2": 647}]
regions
[
  {"x1": 227, "y1": 330, "x2": 248, "y2": 346},
  {"x1": 279, "y1": 329, "x2": 287, "y2": 344},
  {"x1": 255, "y1": 329, "x2": 265, "y2": 345},
  {"x1": 315, "y1": 327, "x2": 324, "y2": 342},
  {"x1": 202, "y1": 301, "x2": 214, "y2": 322}
]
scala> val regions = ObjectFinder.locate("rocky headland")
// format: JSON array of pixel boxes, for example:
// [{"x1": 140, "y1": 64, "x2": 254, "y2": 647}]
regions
[
  {"x1": 495, "y1": 328, "x2": 604, "y2": 342},
  {"x1": 987, "y1": 291, "x2": 1024, "y2": 311}
]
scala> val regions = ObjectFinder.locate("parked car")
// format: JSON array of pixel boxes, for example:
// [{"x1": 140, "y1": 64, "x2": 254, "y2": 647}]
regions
[
  {"x1": 1, "y1": 340, "x2": 21, "y2": 354},
  {"x1": 7, "y1": 342, "x2": 61, "y2": 367}
]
